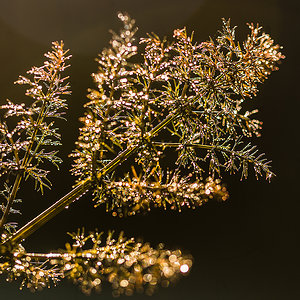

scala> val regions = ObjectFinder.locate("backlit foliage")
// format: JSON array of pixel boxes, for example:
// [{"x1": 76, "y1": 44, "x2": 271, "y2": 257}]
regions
[
  {"x1": 0, "y1": 230, "x2": 191, "y2": 295},
  {"x1": 0, "y1": 41, "x2": 71, "y2": 231},
  {"x1": 0, "y1": 13, "x2": 283, "y2": 295},
  {"x1": 71, "y1": 13, "x2": 283, "y2": 218}
]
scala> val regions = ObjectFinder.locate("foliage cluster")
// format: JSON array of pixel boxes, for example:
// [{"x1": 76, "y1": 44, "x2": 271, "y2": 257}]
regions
[{"x1": 0, "y1": 13, "x2": 283, "y2": 295}]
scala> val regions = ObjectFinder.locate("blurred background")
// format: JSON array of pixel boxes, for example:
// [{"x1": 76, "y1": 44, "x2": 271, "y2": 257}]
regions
[{"x1": 0, "y1": 0, "x2": 299, "y2": 299}]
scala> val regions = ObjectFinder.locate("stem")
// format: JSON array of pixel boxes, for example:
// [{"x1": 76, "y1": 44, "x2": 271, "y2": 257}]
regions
[
  {"x1": 152, "y1": 141, "x2": 269, "y2": 167},
  {"x1": 24, "y1": 252, "x2": 64, "y2": 259},
  {"x1": 152, "y1": 142, "x2": 216, "y2": 150},
  {"x1": 6, "y1": 181, "x2": 92, "y2": 245},
  {"x1": 3, "y1": 111, "x2": 181, "y2": 246},
  {"x1": 22, "y1": 103, "x2": 47, "y2": 167},
  {"x1": 0, "y1": 174, "x2": 22, "y2": 229}
]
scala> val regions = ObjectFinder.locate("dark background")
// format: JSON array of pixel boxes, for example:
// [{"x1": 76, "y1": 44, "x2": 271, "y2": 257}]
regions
[{"x1": 0, "y1": 0, "x2": 299, "y2": 299}]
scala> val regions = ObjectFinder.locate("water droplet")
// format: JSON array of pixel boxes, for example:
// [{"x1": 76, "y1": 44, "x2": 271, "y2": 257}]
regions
[{"x1": 180, "y1": 264, "x2": 189, "y2": 273}]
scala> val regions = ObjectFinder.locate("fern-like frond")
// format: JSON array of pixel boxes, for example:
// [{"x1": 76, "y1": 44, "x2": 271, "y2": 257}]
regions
[{"x1": 0, "y1": 41, "x2": 71, "y2": 230}]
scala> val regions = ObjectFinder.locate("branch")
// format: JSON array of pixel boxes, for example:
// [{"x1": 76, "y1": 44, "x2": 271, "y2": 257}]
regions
[{"x1": 3, "y1": 110, "x2": 181, "y2": 246}]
